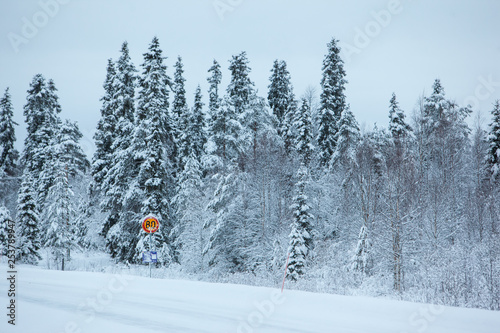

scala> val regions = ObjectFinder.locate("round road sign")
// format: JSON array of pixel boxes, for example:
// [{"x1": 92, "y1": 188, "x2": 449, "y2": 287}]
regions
[{"x1": 142, "y1": 216, "x2": 159, "y2": 233}]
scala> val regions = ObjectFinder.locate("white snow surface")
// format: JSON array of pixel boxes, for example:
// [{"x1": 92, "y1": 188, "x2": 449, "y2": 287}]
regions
[{"x1": 1, "y1": 264, "x2": 499, "y2": 333}]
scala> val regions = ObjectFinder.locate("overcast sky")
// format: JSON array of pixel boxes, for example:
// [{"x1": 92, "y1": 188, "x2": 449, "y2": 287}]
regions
[{"x1": 1, "y1": 0, "x2": 499, "y2": 156}]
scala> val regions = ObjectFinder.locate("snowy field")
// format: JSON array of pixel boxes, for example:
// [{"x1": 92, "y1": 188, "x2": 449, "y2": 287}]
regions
[{"x1": 1, "y1": 264, "x2": 499, "y2": 333}]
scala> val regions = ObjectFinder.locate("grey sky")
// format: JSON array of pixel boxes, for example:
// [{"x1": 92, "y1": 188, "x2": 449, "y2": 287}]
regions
[{"x1": 1, "y1": 0, "x2": 499, "y2": 156}]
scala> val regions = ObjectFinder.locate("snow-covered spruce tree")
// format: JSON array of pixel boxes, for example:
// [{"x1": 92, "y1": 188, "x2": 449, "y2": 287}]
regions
[
  {"x1": 330, "y1": 105, "x2": 360, "y2": 171},
  {"x1": 419, "y1": 79, "x2": 453, "y2": 169},
  {"x1": 366, "y1": 126, "x2": 387, "y2": 182},
  {"x1": 0, "y1": 88, "x2": 19, "y2": 215},
  {"x1": 16, "y1": 172, "x2": 41, "y2": 264},
  {"x1": 38, "y1": 119, "x2": 89, "y2": 233},
  {"x1": 114, "y1": 42, "x2": 137, "y2": 125},
  {"x1": 423, "y1": 79, "x2": 448, "y2": 125},
  {"x1": 53, "y1": 120, "x2": 90, "y2": 177},
  {"x1": 268, "y1": 60, "x2": 294, "y2": 134},
  {"x1": 421, "y1": 80, "x2": 447, "y2": 128},
  {"x1": 22, "y1": 75, "x2": 61, "y2": 195},
  {"x1": 282, "y1": 95, "x2": 299, "y2": 154},
  {"x1": 389, "y1": 93, "x2": 412, "y2": 144},
  {"x1": 317, "y1": 38, "x2": 347, "y2": 167},
  {"x1": 172, "y1": 153, "x2": 206, "y2": 271},
  {"x1": 0, "y1": 88, "x2": 19, "y2": 177},
  {"x1": 178, "y1": 85, "x2": 207, "y2": 169},
  {"x1": 293, "y1": 99, "x2": 315, "y2": 166},
  {"x1": 131, "y1": 36, "x2": 176, "y2": 265},
  {"x1": 172, "y1": 56, "x2": 188, "y2": 120},
  {"x1": 73, "y1": 202, "x2": 90, "y2": 249},
  {"x1": 388, "y1": 92, "x2": 413, "y2": 182},
  {"x1": 188, "y1": 85, "x2": 207, "y2": 161},
  {"x1": 0, "y1": 206, "x2": 11, "y2": 256},
  {"x1": 287, "y1": 165, "x2": 313, "y2": 281},
  {"x1": 387, "y1": 93, "x2": 412, "y2": 187},
  {"x1": 227, "y1": 51, "x2": 254, "y2": 115},
  {"x1": 23, "y1": 74, "x2": 47, "y2": 172},
  {"x1": 87, "y1": 61, "x2": 118, "y2": 249},
  {"x1": 330, "y1": 105, "x2": 361, "y2": 238},
  {"x1": 351, "y1": 223, "x2": 372, "y2": 275},
  {"x1": 101, "y1": 41, "x2": 138, "y2": 259},
  {"x1": 172, "y1": 56, "x2": 189, "y2": 170},
  {"x1": 207, "y1": 97, "x2": 244, "y2": 165},
  {"x1": 487, "y1": 100, "x2": 500, "y2": 182},
  {"x1": 28, "y1": 78, "x2": 62, "y2": 211},
  {"x1": 36, "y1": 117, "x2": 62, "y2": 214},
  {"x1": 91, "y1": 59, "x2": 118, "y2": 198},
  {"x1": 207, "y1": 59, "x2": 222, "y2": 137},
  {"x1": 44, "y1": 163, "x2": 77, "y2": 269}
]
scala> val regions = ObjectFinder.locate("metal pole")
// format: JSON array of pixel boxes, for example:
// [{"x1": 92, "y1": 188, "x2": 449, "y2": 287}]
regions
[{"x1": 149, "y1": 232, "x2": 152, "y2": 278}]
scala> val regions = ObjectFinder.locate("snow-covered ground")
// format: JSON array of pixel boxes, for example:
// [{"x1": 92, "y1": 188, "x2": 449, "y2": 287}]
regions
[{"x1": 1, "y1": 264, "x2": 499, "y2": 333}]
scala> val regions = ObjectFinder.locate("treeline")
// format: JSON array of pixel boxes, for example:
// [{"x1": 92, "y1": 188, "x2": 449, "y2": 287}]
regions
[
  {"x1": 1, "y1": 37, "x2": 499, "y2": 310},
  {"x1": 0, "y1": 75, "x2": 90, "y2": 266}
]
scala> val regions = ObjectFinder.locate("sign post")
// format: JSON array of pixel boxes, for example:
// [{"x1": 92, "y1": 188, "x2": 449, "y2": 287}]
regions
[{"x1": 142, "y1": 216, "x2": 159, "y2": 278}]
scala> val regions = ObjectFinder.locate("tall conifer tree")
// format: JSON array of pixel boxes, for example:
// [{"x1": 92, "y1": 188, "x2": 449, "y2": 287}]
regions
[
  {"x1": 188, "y1": 85, "x2": 207, "y2": 160},
  {"x1": 287, "y1": 165, "x2": 313, "y2": 281},
  {"x1": 487, "y1": 100, "x2": 500, "y2": 182},
  {"x1": 44, "y1": 164, "x2": 76, "y2": 269},
  {"x1": 101, "y1": 42, "x2": 138, "y2": 258},
  {"x1": 23, "y1": 75, "x2": 62, "y2": 210},
  {"x1": 173, "y1": 56, "x2": 187, "y2": 117},
  {"x1": 389, "y1": 93, "x2": 412, "y2": 142},
  {"x1": 91, "y1": 59, "x2": 118, "y2": 197},
  {"x1": 268, "y1": 60, "x2": 294, "y2": 134},
  {"x1": 0, "y1": 88, "x2": 19, "y2": 177},
  {"x1": 294, "y1": 99, "x2": 315, "y2": 166},
  {"x1": 331, "y1": 106, "x2": 360, "y2": 170},
  {"x1": 132, "y1": 37, "x2": 175, "y2": 264},
  {"x1": 317, "y1": 38, "x2": 347, "y2": 166},
  {"x1": 227, "y1": 51, "x2": 254, "y2": 115}
]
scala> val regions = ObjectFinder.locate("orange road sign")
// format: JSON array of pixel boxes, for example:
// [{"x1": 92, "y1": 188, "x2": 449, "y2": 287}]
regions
[{"x1": 142, "y1": 216, "x2": 159, "y2": 233}]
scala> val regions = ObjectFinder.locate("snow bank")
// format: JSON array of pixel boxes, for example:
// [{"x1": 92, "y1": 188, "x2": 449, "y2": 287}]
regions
[{"x1": 0, "y1": 264, "x2": 498, "y2": 332}]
